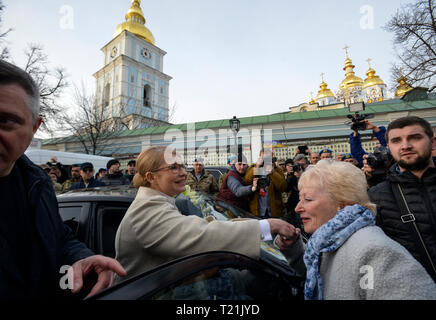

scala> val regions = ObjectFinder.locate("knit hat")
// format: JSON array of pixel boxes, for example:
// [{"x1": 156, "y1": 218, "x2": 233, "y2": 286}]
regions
[
  {"x1": 106, "y1": 159, "x2": 120, "y2": 170},
  {"x1": 227, "y1": 155, "x2": 237, "y2": 165}
]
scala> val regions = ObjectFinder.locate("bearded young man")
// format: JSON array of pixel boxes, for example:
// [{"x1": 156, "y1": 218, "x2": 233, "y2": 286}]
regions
[{"x1": 368, "y1": 116, "x2": 436, "y2": 282}]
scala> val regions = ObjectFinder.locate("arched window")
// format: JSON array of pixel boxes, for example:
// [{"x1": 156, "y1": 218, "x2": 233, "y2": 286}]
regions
[
  {"x1": 143, "y1": 84, "x2": 151, "y2": 107},
  {"x1": 103, "y1": 83, "x2": 110, "y2": 107}
]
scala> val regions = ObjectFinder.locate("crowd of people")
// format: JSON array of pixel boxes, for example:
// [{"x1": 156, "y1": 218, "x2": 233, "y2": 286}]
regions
[
  {"x1": 1, "y1": 59, "x2": 436, "y2": 300},
  {"x1": 39, "y1": 157, "x2": 137, "y2": 192},
  {"x1": 189, "y1": 116, "x2": 436, "y2": 299}
]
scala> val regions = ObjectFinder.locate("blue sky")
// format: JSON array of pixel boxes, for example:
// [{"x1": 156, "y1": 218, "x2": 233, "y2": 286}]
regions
[{"x1": 3, "y1": 0, "x2": 410, "y2": 128}]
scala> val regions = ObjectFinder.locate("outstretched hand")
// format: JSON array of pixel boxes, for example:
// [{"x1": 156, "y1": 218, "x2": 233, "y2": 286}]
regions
[
  {"x1": 275, "y1": 232, "x2": 300, "y2": 250},
  {"x1": 267, "y1": 218, "x2": 301, "y2": 246},
  {"x1": 71, "y1": 255, "x2": 126, "y2": 298}
]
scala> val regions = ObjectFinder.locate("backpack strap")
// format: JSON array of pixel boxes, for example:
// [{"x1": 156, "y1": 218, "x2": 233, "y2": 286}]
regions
[{"x1": 390, "y1": 182, "x2": 436, "y2": 278}]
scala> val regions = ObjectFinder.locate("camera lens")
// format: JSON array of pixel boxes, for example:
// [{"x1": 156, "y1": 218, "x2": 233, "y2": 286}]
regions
[{"x1": 366, "y1": 154, "x2": 377, "y2": 168}]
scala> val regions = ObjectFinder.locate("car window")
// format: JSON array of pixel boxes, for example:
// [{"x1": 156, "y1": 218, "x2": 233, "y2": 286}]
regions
[
  {"x1": 151, "y1": 266, "x2": 300, "y2": 300},
  {"x1": 206, "y1": 169, "x2": 222, "y2": 182},
  {"x1": 59, "y1": 205, "x2": 83, "y2": 234},
  {"x1": 97, "y1": 206, "x2": 129, "y2": 258}
]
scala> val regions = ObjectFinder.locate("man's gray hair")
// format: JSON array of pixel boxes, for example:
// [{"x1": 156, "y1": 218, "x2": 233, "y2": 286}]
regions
[{"x1": 0, "y1": 60, "x2": 40, "y2": 122}]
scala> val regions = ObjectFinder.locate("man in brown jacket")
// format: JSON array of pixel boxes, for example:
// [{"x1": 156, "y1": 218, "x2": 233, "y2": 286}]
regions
[{"x1": 244, "y1": 149, "x2": 287, "y2": 218}]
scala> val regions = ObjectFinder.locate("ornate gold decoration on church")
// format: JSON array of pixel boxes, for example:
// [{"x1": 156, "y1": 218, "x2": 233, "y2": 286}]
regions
[
  {"x1": 339, "y1": 53, "x2": 363, "y2": 91},
  {"x1": 395, "y1": 74, "x2": 413, "y2": 98},
  {"x1": 114, "y1": 0, "x2": 155, "y2": 45},
  {"x1": 316, "y1": 74, "x2": 335, "y2": 100},
  {"x1": 362, "y1": 67, "x2": 385, "y2": 90},
  {"x1": 362, "y1": 59, "x2": 386, "y2": 103}
]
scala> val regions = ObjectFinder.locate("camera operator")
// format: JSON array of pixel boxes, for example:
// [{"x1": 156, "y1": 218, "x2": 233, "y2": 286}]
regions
[
  {"x1": 293, "y1": 154, "x2": 310, "y2": 171},
  {"x1": 218, "y1": 154, "x2": 256, "y2": 212},
  {"x1": 362, "y1": 147, "x2": 395, "y2": 188},
  {"x1": 350, "y1": 119, "x2": 387, "y2": 165},
  {"x1": 244, "y1": 149, "x2": 287, "y2": 218},
  {"x1": 281, "y1": 159, "x2": 305, "y2": 234},
  {"x1": 349, "y1": 119, "x2": 391, "y2": 186}
]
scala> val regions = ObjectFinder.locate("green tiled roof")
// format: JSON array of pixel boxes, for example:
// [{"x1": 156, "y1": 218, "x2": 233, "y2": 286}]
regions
[{"x1": 42, "y1": 98, "x2": 436, "y2": 145}]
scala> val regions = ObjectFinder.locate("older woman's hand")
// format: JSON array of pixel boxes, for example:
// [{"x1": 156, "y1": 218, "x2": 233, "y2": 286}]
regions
[
  {"x1": 274, "y1": 232, "x2": 300, "y2": 250},
  {"x1": 267, "y1": 218, "x2": 301, "y2": 246}
]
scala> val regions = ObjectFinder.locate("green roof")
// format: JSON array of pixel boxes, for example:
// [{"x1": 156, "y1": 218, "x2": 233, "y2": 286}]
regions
[{"x1": 42, "y1": 97, "x2": 436, "y2": 145}]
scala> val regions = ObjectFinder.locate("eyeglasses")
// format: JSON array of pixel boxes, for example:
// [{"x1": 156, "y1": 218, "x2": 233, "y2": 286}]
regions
[{"x1": 151, "y1": 163, "x2": 187, "y2": 174}]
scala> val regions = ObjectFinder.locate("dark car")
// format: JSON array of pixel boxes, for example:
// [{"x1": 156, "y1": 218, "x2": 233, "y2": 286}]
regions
[
  {"x1": 56, "y1": 185, "x2": 305, "y2": 300},
  {"x1": 57, "y1": 185, "x2": 137, "y2": 258}
]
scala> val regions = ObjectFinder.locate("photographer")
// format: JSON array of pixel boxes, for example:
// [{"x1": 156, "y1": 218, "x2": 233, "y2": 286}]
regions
[
  {"x1": 349, "y1": 119, "x2": 390, "y2": 186},
  {"x1": 244, "y1": 149, "x2": 287, "y2": 218},
  {"x1": 219, "y1": 154, "x2": 256, "y2": 211},
  {"x1": 294, "y1": 154, "x2": 310, "y2": 171},
  {"x1": 350, "y1": 119, "x2": 387, "y2": 166},
  {"x1": 282, "y1": 159, "x2": 304, "y2": 233}
]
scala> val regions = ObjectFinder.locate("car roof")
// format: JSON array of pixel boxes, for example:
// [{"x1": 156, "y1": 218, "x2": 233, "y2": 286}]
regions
[{"x1": 57, "y1": 185, "x2": 137, "y2": 203}]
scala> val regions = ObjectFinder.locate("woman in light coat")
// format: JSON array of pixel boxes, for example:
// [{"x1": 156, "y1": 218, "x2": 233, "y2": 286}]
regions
[
  {"x1": 276, "y1": 160, "x2": 436, "y2": 300},
  {"x1": 114, "y1": 146, "x2": 300, "y2": 282}
]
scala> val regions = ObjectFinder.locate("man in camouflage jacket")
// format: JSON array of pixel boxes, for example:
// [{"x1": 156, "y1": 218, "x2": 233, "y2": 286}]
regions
[{"x1": 186, "y1": 159, "x2": 219, "y2": 198}]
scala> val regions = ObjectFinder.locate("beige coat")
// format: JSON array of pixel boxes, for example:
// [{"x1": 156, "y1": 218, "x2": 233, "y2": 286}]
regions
[{"x1": 114, "y1": 187, "x2": 261, "y2": 282}]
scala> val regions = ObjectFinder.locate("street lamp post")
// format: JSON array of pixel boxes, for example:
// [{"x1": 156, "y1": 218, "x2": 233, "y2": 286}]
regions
[{"x1": 229, "y1": 116, "x2": 240, "y2": 158}]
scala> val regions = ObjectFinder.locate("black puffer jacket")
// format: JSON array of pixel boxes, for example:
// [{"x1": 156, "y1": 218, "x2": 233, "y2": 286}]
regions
[{"x1": 368, "y1": 158, "x2": 436, "y2": 281}]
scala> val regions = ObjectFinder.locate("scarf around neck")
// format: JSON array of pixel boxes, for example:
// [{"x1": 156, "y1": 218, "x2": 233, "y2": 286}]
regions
[{"x1": 303, "y1": 204, "x2": 376, "y2": 300}]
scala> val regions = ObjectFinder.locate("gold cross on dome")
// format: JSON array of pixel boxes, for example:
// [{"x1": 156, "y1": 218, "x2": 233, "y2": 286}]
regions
[
  {"x1": 320, "y1": 72, "x2": 325, "y2": 82},
  {"x1": 366, "y1": 58, "x2": 372, "y2": 68},
  {"x1": 343, "y1": 45, "x2": 350, "y2": 57}
]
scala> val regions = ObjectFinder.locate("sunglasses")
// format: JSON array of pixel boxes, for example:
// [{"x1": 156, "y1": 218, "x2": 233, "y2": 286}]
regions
[{"x1": 82, "y1": 168, "x2": 93, "y2": 173}]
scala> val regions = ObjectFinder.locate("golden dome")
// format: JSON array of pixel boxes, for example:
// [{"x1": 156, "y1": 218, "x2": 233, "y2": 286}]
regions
[
  {"x1": 395, "y1": 75, "x2": 413, "y2": 98},
  {"x1": 114, "y1": 0, "x2": 155, "y2": 45},
  {"x1": 362, "y1": 60, "x2": 385, "y2": 89},
  {"x1": 316, "y1": 80, "x2": 335, "y2": 100},
  {"x1": 309, "y1": 92, "x2": 316, "y2": 104},
  {"x1": 340, "y1": 56, "x2": 363, "y2": 90}
]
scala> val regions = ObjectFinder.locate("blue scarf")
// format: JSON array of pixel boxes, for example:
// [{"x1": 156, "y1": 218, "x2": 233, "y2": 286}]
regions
[{"x1": 303, "y1": 204, "x2": 376, "y2": 300}]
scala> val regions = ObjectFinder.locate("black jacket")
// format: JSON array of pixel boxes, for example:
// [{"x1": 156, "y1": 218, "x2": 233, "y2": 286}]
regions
[
  {"x1": 70, "y1": 177, "x2": 106, "y2": 190},
  {"x1": 0, "y1": 155, "x2": 94, "y2": 298},
  {"x1": 369, "y1": 158, "x2": 436, "y2": 281},
  {"x1": 100, "y1": 171, "x2": 130, "y2": 186}
]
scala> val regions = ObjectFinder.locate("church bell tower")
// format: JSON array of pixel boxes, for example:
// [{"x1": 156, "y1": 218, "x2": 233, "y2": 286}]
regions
[{"x1": 93, "y1": 0, "x2": 172, "y2": 129}]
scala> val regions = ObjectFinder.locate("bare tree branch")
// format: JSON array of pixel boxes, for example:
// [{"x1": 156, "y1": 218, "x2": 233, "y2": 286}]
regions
[
  {"x1": 22, "y1": 44, "x2": 68, "y2": 134},
  {"x1": 384, "y1": 0, "x2": 436, "y2": 91},
  {"x1": 0, "y1": 1, "x2": 12, "y2": 60}
]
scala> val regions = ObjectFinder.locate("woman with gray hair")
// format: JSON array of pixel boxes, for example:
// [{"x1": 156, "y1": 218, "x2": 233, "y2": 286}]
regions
[{"x1": 276, "y1": 159, "x2": 436, "y2": 300}]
